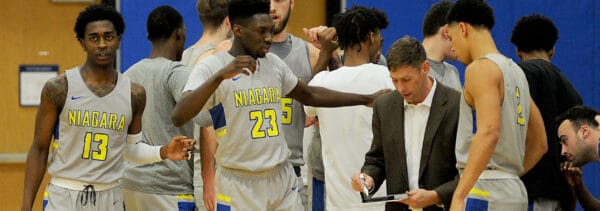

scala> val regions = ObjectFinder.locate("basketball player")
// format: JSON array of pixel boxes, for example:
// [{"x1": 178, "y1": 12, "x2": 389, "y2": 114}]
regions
[
  {"x1": 21, "y1": 4, "x2": 192, "y2": 211},
  {"x1": 171, "y1": 0, "x2": 386, "y2": 210},
  {"x1": 422, "y1": 0, "x2": 462, "y2": 90},
  {"x1": 445, "y1": 0, "x2": 547, "y2": 210},
  {"x1": 121, "y1": 6, "x2": 199, "y2": 211},
  {"x1": 304, "y1": 5, "x2": 392, "y2": 210},
  {"x1": 270, "y1": 0, "x2": 321, "y2": 208},
  {"x1": 511, "y1": 14, "x2": 582, "y2": 211}
]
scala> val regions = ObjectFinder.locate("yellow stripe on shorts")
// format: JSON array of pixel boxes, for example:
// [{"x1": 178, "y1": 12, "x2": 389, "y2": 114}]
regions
[
  {"x1": 176, "y1": 194, "x2": 194, "y2": 200},
  {"x1": 216, "y1": 128, "x2": 227, "y2": 138},
  {"x1": 216, "y1": 193, "x2": 231, "y2": 203},
  {"x1": 469, "y1": 188, "x2": 490, "y2": 197}
]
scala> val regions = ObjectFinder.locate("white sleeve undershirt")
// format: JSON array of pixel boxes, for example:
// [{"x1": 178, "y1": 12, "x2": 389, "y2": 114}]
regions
[{"x1": 123, "y1": 133, "x2": 163, "y2": 164}]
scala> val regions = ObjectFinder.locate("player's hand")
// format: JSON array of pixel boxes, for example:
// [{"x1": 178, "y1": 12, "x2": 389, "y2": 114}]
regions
[
  {"x1": 351, "y1": 172, "x2": 373, "y2": 192},
  {"x1": 219, "y1": 55, "x2": 257, "y2": 80},
  {"x1": 162, "y1": 136, "x2": 193, "y2": 160},
  {"x1": 303, "y1": 25, "x2": 328, "y2": 49},
  {"x1": 366, "y1": 89, "x2": 391, "y2": 107},
  {"x1": 561, "y1": 161, "x2": 583, "y2": 187},
  {"x1": 399, "y1": 189, "x2": 439, "y2": 209},
  {"x1": 305, "y1": 116, "x2": 319, "y2": 127},
  {"x1": 203, "y1": 182, "x2": 216, "y2": 211},
  {"x1": 317, "y1": 27, "x2": 339, "y2": 54}
]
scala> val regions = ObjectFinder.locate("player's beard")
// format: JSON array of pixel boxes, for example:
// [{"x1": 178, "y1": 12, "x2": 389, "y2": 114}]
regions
[{"x1": 273, "y1": 6, "x2": 291, "y2": 35}]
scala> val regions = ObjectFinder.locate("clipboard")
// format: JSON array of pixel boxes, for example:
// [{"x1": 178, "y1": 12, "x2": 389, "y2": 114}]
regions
[{"x1": 361, "y1": 193, "x2": 409, "y2": 203}]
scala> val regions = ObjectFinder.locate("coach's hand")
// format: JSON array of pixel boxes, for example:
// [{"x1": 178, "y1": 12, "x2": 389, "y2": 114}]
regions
[{"x1": 351, "y1": 172, "x2": 374, "y2": 193}]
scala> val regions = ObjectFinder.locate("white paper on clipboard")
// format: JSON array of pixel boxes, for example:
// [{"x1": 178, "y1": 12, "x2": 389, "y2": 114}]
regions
[{"x1": 361, "y1": 193, "x2": 409, "y2": 203}]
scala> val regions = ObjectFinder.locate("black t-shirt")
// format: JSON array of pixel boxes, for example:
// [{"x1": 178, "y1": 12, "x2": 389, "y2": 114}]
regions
[{"x1": 519, "y1": 59, "x2": 582, "y2": 205}]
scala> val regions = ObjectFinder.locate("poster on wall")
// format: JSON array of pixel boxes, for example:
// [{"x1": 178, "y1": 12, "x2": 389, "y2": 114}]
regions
[{"x1": 19, "y1": 65, "x2": 58, "y2": 107}]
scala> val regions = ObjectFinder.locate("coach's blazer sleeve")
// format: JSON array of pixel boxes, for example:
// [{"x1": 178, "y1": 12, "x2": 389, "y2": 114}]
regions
[{"x1": 361, "y1": 98, "x2": 386, "y2": 193}]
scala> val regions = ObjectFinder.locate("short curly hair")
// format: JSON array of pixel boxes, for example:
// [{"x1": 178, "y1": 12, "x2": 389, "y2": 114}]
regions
[
  {"x1": 74, "y1": 4, "x2": 125, "y2": 40},
  {"x1": 422, "y1": 0, "x2": 453, "y2": 37},
  {"x1": 510, "y1": 14, "x2": 558, "y2": 53},
  {"x1": 332, "y1": 5, "x2": 388, "y2": 51},
  {"x1": 147, "y1": 5, "x2": 184, "y2": 41},
  {"x1": 446, "y1": 0, "x2": 494, "y2": 30}
]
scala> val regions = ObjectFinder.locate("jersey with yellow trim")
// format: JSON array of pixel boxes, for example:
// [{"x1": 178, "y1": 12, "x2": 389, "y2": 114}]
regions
[
  {"x1": 274, "y1": 34, "x2": 312, "y2": 167},
  {"x1": 455, "y1": 54, "x2": 530, "y2": 175},
  {"x1": 184, "y1": 52, "x2": 297, "y2": 172},
  {"x1": 48, "y1": 67, "x2": 132, "y2": 183}
]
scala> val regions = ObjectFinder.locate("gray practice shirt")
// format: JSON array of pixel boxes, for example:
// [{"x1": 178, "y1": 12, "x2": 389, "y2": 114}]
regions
[
  {"x1": 121, "y1": 58, "x2": 195, "y2": 194},
  {"x1": 428, "y1": 59, "x2": 462, "y2": 91}
]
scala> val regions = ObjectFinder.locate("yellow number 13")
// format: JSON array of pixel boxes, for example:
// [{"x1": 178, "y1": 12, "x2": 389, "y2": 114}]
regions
[{"x1": 82, "y1": 132, "x2": 108, "y2": 161}]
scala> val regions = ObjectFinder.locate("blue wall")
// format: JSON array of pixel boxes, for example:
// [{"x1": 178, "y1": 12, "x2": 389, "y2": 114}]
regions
[
  {"x1": 120, "y1": 1, "x2": 203, "y2": 72},
  {"x1": 347, "y1": 0, "x2": 600, "y2": 209}
]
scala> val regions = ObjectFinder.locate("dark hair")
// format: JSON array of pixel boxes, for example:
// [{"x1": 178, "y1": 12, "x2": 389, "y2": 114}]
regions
[
  {"x1": 423, "y1": 0, "x2": 453, "y2": 37},
  {"x1": 386, "y1": 36, "x2": 427, "y2": 70},
  {"x1": 557, "y1": 106, "x2": 600, "y2": 131},
  {"x1": 147, "y1": 6, "x2": 184, "y2": 42},
  {"x1": 446, "y1": 0, "x2": 494, "y2": 30},
  {"x1": 332, "y1": 5, "x2": 388, "y2": 51},
  {"x1": 510, "y1": 14, "x2": 558, "y2": 53},
  {"x1": 196, "y1": 0, "x2": 229, "y2": 29},
  {"x1": 228, "y1": 0, "x2": 270, "y2": 26},
  {"x1": 74, "y1": 4, "x2": 125, "y2": 39}
]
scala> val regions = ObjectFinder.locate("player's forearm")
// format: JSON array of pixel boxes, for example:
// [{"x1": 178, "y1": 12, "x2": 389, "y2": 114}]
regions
[
  {"x1": 453, "y1": 134, "x2": 497, "y2": 199},
  {"x1": 200, "y1": 130, "x2": 217, "y2": 197},
  {"x1": 200, "y1": 127, "x2": 217, "y2": 180},
  {"x1": 304, "y1": 86, "x2": 372, "y2": 107},
  {"x1": 172, "y1": 75, "x2": 222, "y2": 126},
  {"x1": 22, "y1": 146, "x2": 49, "y2": 211},
  {"x1": 574, "y1": 183, "x2": 600, "y2": 210},
  {"x1": 124, "y1": 133, "x2": 163, "y2": 164},
  {"x1": 312, "y1": 49, "x2": 335, "y2": 77}
]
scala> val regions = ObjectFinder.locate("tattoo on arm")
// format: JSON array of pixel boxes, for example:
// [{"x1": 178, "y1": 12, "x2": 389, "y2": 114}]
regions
[
  {"x1": 44, "y1": 75, "x2": 68, "y2": 112},
  {"x1": 130, "y1": 82, "x2": 146, "y2": 116}
]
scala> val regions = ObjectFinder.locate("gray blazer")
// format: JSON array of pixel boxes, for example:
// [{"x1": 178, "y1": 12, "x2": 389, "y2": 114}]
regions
[{"x1": 362, "y1": 83, "x2": 460, "y2": 211}]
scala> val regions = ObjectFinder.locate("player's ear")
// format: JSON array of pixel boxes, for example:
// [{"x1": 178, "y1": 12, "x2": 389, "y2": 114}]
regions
[
  {"x1": 459, "y1": 22, "x2": 468, "y2": 37},
  {"x1": 175, "y1": 28, "x2": 182, "y2": 41},
  {"x1": 78, "y1": 38, "x2": 86, "y2": 51},
  {"x1": 223, "y1": 17, "x2": 231, "y2": 29},
  {"x1": 233, "y1": 24, "x2": 242, "y2": 36},
  {"x1": 368, "y1": 31, "x2": 375, "y2": 44}
]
